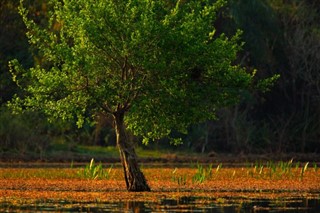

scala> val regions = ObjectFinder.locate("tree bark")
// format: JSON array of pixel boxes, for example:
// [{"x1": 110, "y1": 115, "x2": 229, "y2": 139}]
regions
[{"x1": 114, "y1": 112, "x2": 150, "y2": 192}]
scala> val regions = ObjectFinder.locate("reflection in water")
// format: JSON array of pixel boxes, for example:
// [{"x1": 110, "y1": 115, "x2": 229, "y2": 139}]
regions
[
  {"x1": 1, "y1": 197, "x2": 320, "y2": 212},
  {"x1": 125, "y1": 201, "x2": 145, "y2": 213}
]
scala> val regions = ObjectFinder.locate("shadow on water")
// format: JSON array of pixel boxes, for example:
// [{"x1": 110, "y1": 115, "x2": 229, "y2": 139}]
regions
[{"x1": 1, "y1": 197, "x2": 320, "y2": 212}]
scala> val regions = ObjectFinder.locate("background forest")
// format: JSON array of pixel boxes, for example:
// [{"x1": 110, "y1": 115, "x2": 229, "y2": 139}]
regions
[{"x1": 1, "y1": 0, "x2": 320, "y2": 159}]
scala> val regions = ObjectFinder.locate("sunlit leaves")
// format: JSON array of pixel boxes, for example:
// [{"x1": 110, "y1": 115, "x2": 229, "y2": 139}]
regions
[{"x1": 11, "y1": 0, "x2": 255, "y2": 142}]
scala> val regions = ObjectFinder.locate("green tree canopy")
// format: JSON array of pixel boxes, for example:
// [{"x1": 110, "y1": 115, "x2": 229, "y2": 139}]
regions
[{"x1": 10, "y1": 0, "x2": 258, "y2": 191}]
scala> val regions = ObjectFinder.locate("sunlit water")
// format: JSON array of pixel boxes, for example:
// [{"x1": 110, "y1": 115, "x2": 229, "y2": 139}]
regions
[{"x1": 1, "y1": 197, "x2": 319, "y2": 212}]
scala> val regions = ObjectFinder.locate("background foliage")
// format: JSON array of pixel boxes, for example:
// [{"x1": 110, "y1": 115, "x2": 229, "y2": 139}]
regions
[{"x1": 1, "y1": 0, "x2": 320, "y2": 157}]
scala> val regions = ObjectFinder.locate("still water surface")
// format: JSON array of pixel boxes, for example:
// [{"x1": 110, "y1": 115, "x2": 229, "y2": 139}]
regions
[{"x1": 2, "y1": 197, "x2": 320, "y2": 212}]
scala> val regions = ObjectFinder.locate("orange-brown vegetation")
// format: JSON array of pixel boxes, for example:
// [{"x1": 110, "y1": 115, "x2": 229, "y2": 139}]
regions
[{"x1": 0, "y1": 167, "x2": 319, "y2": 204}]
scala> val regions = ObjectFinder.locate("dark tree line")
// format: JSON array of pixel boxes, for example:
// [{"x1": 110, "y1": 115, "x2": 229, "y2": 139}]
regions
[
  {"x1": 202, "y1": 0, "x2": 320, "y2": 154},
  {"x1": 1, "y1": 0, "x2": 320, "y2": 156}
]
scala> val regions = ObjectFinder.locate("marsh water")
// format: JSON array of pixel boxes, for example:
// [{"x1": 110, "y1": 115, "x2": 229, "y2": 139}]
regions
[{"x1": 2, "y1": 197, "x2": 320, "y2": 212}]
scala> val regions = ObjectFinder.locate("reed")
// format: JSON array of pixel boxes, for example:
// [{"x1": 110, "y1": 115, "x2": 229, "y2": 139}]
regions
[
  {"x1": 171, "y1": 168, "x2": 187, "y2": 186},
  {"x1": 77, "y1": 158, "x2": 113, "y2": 180},
  {"x1": 243, "y1": 159, "x2": 314, "y2": 180},
  {"x1": 300, "y1": 162, "x2": 309, "y2": 181},
  {"x1": 192, "y1": 163, "x2": 213, "y2": 183}
]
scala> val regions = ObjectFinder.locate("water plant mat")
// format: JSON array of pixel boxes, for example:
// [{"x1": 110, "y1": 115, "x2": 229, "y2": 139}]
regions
[{"x1": 0, "y1": 168, "x2": 319, "y2": 204}]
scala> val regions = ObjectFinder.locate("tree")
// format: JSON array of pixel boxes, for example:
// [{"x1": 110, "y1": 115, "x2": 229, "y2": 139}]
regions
[
  {"x1": 268, "y1": 0, "x2": 320, "y2": 152},
  {"x1": 10, "y1": 0, "x2": 256, "y2": 191},
  {"x1": 208, "y1": 0, "x2": 283, "y2": 154}
]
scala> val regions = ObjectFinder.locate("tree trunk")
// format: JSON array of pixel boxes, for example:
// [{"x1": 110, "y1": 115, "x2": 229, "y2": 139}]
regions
[{"x1": 114, "y1": 112, "x2": 150, "y2": 192}]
